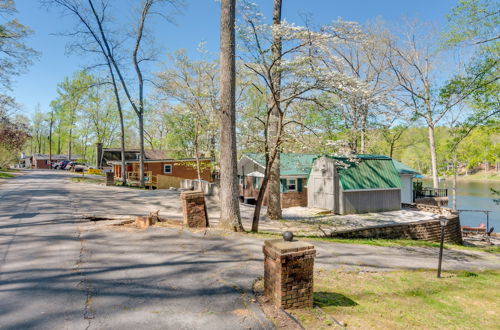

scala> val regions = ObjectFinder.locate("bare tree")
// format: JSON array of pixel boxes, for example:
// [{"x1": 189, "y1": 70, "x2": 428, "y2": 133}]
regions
[
  {"x1": 219, "y1": 0, "x2": 244, "y2": 231},
  {"x1": 46, "y1": 0, "x2": 129, "y2": 183},
  {"x1": 385, "y1": 22, "x2": 444, "y2": 188},
  {"x1": 386, "y1": 20, "x2": 497, "y2": 187},
  {"x1": 90, "y1": 0, "x2": 180, "y2": 187}
]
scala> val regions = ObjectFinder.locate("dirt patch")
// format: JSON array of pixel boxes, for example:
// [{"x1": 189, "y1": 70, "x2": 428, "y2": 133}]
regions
[{"x1": 253, "y1": 278, "x2": 304, "y2": 329}]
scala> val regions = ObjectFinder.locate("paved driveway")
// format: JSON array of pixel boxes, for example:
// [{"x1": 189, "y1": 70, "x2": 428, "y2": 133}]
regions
[
  {"x1": 1, "y1": 171, "x2": 499, "y2": 329},
  {"x1": 0, "y1": 171, "x2": 271, "y2": 329}
]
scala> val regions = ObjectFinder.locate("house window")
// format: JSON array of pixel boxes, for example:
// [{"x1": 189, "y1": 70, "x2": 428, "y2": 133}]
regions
[
  {"x1": 287, "y1": 179, "x2": 297, "y2": 191},
  {"x1": 163, "y1": 164, "x2": 172, "y2": 174},
  {"x1": 253, "y1": 177, "x2": 261, "y2": 189},
  {"x1": 239, "y1": 176, "x2": 244, "y2": 185}
]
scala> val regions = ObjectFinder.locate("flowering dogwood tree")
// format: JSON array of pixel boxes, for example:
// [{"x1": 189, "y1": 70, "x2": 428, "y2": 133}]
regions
[{"x1": 237, "y1": 2, "x2": 373, "y2": 231}]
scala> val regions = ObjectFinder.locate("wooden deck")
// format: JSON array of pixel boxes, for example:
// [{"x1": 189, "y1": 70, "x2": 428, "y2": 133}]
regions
[{"x1": 127, "y1": 171, "x2": 158, "y2": 189}]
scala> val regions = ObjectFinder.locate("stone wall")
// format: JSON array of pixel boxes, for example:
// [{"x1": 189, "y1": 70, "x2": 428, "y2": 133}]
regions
[
  {"x1": 402, "y1": 202, "x2": 455, "y2": 216},
  {"x1": 414, "y1": 197, "x2": 449, "y2": 207},
  {"x1": 330, "y1": 215, "x2": 463, "y2": 244}
]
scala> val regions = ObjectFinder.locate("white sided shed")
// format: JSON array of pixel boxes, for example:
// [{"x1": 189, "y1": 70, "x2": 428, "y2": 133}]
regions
[
  {"x1": 308, "y1": 155, "x2": 403, "y2": 214},
  {"x1": 392, "y1": 159, "x2": 422, "y2": 204}
]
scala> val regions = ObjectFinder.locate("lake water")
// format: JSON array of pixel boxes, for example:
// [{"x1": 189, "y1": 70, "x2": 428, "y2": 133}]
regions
[{"x1": 422, "y1": 179, "x2": 500, "y2": 229}]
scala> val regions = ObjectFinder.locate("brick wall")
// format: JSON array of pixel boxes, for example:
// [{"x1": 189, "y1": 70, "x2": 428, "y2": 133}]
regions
[
  {"x1": 34, "y1": 159, "x2": 50, "y2": 169},
  {"x1": 330, "y1": 215, "x2": 463, "y2": 244},
  {"x1": 282, "y1": 188, "x2": 308, "y2": 208},
  {"x1": 141, "y1": 161, "x2": 212, "y2": 181},
  {"x1": 263, "y1": 240, "x2": 316, "y2": 309},
  {"x1": 239, "y1": 177, "x2": 307, "y2": 208},
  {"x1": 115, "y1": 160, "x2": 212, "y2": 181},
  {"x1": 180, "y1": 191, "x2": 209, "y2": 228}
]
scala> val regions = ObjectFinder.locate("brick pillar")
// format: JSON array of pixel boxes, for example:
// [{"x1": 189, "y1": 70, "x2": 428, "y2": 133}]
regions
[
  {"x1": 263, "y1": 239, "x2": 316, "y2": 309},
  {"x1": 105, "y1": 171, "x2": 114, "y2": 186},
  {"x1": 180, "y1": 191, "x2": 209, "y2": 228}
]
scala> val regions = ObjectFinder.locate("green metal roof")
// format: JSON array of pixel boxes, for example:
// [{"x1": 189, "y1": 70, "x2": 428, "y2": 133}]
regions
[
  {"x1": 244, "y1": 153, "x2": 317, "y2": 176},
  {"x1": 392, "y1": 159, "x2": 421, "y2": 175},
  {"x1": 327, "y1": 155, "x2": 403, "y2": 190}
]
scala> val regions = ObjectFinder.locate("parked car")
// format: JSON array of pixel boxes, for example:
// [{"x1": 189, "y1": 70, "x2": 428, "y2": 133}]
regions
[
  {"x1": 66, "y1": 162, "x2": 88, "y2": 172},
  {"x1": 54, "y1": 160, "x2": 71, "y2": 170}
]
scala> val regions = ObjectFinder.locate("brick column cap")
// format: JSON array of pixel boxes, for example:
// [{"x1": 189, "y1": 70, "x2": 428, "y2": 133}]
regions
[
  {"x1": 180, "y1": 190, "x2": 205, "y2": 200},
  {"x1": 264, "y1": 239, "x2": 315, "y2": 254}
]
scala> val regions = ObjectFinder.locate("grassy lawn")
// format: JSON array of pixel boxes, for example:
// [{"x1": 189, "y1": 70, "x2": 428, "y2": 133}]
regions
[
  {"x1": 250, "y1": 231, "x2": 500, "y2": 254},
  {"x1": 0, "y1": 172, "x2": 15, "y2": 178},
  {"x1": 70, "y1": 177, "x2": 104, "y2": 184},
  {"x1": 291, "y1": 269, "x2": 500, "y2": 329},
  {"x1": 455, "y1": 172, "x2": 500, "y2": 181}
]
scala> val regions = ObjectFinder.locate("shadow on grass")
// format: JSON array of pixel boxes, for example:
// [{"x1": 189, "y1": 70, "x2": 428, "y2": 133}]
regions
[{"x1": 314, "y1": 291, "x2": 358, "y2": 307}]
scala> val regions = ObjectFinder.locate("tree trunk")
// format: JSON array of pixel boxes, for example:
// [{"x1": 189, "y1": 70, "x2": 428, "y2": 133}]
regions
[
  {"x1": 360, "y1": 108, "x2": 367, "y2": 154},
  {"x1": 107, "y1": 61, "x2": 127, "y2": 184},
  {"x1": 252, "y1": 148, "x2": 279, "y2": 232},
  {"x1": 219, "y1": 0, "x2": 243, "y2": 231},
  {"x1": 194, "y1": 123, "x2": 203, "y2": 193},
  {"x1": 452, "y1": 153, "x2": 457, "y2": 211},
  {"x1": 68, "y1": 127, "x2": 72, "y2": 160},
  {"x1": 119, "y1": 111, "x2": 127, "y2": 185},
  {"x1": 252, "y1": 174, "x2": 271, "y2": 232},
  {"x1": 139, "y1": 113, "x2": 145, "y2": 188},
  {"x1": 48, "y1": 117, "x2": 53, "y2": 168},
  {"x1": 267, "y1": 0, "x2": 283, "y2": 220},
  {"x1": 427, "y1": 123, "x2": 439, "y2": 188}
]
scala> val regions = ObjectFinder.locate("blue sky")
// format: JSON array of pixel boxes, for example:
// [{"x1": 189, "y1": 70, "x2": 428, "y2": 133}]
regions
[{"x1": 11, "y1": 0, "x2": 458, "y2": 117}]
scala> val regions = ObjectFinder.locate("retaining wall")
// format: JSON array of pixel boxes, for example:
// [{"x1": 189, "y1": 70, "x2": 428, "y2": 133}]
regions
[{"x1": 330, "y1": 215, "x2": 463, "y2": 244}]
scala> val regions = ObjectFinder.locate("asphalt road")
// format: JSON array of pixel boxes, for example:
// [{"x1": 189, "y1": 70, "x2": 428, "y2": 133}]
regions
[
  {"x1": 0, "y1": 171, "x2": 272, "y2": 329},
  {"x1": 1, "y1": 171, "x2": 499, "y2": 329}
]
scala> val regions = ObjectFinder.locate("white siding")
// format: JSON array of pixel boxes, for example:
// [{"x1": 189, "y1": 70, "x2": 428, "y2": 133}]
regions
[
  {"x1": 237, "y1": 157, "x2": 264, "y2": 176},
  {"x1": 307, "y1": 157, "x2": 337, "y2": 210},
  {"x1": 400, "y1": 174, "x2": 413, "y2": 203}
]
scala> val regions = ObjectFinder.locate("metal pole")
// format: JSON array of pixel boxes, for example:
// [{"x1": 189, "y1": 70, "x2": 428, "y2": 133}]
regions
[
  {"x1": 486, "y1": 211, "x2": 489, "y2": 233},
  {"x1": 437, "y1": 225, "x2": 445, "y2": 278}
]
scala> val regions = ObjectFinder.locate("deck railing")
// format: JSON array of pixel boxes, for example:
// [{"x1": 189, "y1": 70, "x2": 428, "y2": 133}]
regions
[
  {"x1": 127, "y1": 171, "x2": 153, "y2": 184},
  {"x1": 413, "y1": 187, "x2": 448, "y2": 201}
]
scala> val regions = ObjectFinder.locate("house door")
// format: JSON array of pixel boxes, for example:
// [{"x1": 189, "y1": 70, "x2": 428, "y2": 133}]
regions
[{"x1": 311, "y1": 177, "x2": 334, "y2": 210}]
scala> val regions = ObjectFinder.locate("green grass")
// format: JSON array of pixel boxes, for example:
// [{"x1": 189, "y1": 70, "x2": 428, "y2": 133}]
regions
[
  {"x1": 0, "y1": 172, "x2": 15, "y2": 178},
  {"x1": 0, "y1": 168, "x2": 18, "y2": 172},
  {"x1": 291, "y1": 269, "x2": 500, "y2": 329},
  {"x1": 248, "y1": 231, "x2": 500, "y2": 254},
  {"x1": 454, "y1": 172, "x2": 500, "y2": 181},
  {"x1": 70, "y1": 177, "x2": 104, "y2": 184}
]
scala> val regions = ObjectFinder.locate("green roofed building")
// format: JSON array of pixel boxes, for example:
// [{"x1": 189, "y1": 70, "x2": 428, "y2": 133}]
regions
[
  {"x1": 237, "y1": 153, "x2": 317, "y2": 208},
  {"x1": 308, "y1": 155, "x2": 403, "y2": 214},
  {"x1": 237, "y1": 153, "x2": 408, "y2": 213},
  {"x1": 392, "y1": 159, "x2": 422, "y2": 204}
]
